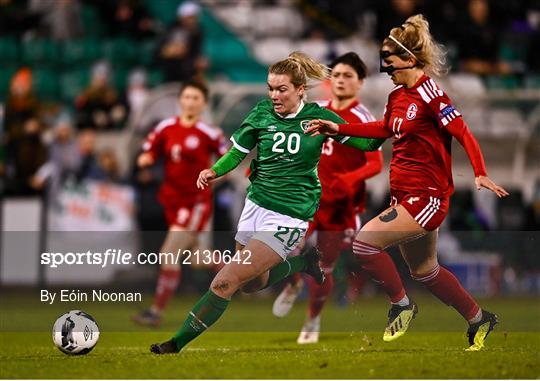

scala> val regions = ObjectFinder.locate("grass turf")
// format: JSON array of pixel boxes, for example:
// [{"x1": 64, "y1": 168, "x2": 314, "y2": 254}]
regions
[{"x1": 0, "y1": 292, "x2": 538, "y2": 379}]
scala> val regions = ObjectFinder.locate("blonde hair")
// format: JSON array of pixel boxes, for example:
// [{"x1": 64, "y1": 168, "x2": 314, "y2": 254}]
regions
[
  {"x1": 269, "y1": 51, "x2": 329, "y2": 88},
  {"x1": 384, "y1": 14, "x2": 448, "y2": 76}
]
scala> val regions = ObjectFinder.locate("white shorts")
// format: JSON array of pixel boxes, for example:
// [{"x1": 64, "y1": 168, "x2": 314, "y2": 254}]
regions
[{"x1": 235, "y1": 199, "x2": 309, "y2": 260}]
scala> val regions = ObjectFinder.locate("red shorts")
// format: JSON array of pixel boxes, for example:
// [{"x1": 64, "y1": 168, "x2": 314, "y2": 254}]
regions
[
  {"x1": 308, "y1": 200, "x2": 360, "y2": 253},
  {"x1": 390, "y1": 190, "x2": 449, "y2": 231},
  {"x1": 311, "y1": 199, "x2": 359, "y2": 232},
  {"x1": 162, "y1": 201, "x2": 212, "y2": 231}
]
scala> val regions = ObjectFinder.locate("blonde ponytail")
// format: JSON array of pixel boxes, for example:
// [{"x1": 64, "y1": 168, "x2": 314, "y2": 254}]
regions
[
  {"x1": 269, "y1": 51, "x2": 329, "y2": 87},
  {"x1": 384, "y1": 14, "x2": 448, "y2": 76}
]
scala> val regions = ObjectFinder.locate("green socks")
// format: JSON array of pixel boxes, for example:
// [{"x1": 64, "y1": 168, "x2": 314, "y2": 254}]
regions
[
  {"x1": 172, "y1": 290, "x2": 229, "y2": 351},
  {"x1": 171, "y1": 257, "x2": 308, "y2": 351},
  {"x1": 264, "y1": 255, "x2": 307, "y2": 289}
]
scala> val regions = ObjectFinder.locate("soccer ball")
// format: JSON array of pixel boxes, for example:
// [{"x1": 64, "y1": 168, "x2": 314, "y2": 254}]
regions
[{"x1": 52, "y1": 310, "x2": 99, "y2": 355}]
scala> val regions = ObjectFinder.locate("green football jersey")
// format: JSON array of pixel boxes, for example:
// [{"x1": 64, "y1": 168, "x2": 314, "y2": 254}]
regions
[{"x1": 231, "y1": 99, "x2": 349, "y2": 221}]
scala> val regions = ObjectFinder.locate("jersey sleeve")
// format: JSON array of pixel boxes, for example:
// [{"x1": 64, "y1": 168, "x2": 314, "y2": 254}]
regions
[
  {"x1": 230, "y1": 109, "x2": 259, "y2": 154},
  {"x1": 142, "y1": 118, "x2": 174, "y2": 160},
  {"x1": 318, "y1": 108, "x2": 350, "y2": 144},
  {"x1": 420, "y1": 85, "x2": 487, "y2": 177},
  {"x1": 211, "y1": 129, "x2": 230, "y2": 157}
]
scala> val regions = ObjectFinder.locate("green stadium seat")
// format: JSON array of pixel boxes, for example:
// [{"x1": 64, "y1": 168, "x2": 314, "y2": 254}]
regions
[
  {"x1": 144, "y1": 0, "x2": 178, "y2": 25},
  {"x1": 62, "y1": 39, "x2": 101, "y2": 66},
  {"x1": 205, "y1": 38, "x2": 250, "y2": 67},
  {"x1": 81, "y1": 5, "x2": 106, "y2": 37},
  {"x1": 32, "y1": 68, "x2": 60, "y2": 100},
  {"x1": 60, "y1": 69, "x2": 90, "y2": 103},
  {"x1": 101, "y1": 38, "x2": 137, "y2": 66},
  {"x1": 147, "y1": 69, "x2": 164, "y2": 88},
  {"x1": 224, "y1": 64, "x2": 267, "y2": 83},
  {"x1": 524, "y1": 75, "x2": 540, "y2": 89},
  {"x1": 484, "y1": 76, "x2": 520, "y2": 90},
  {"x1": 112, "y1": 68, "x2": 130, "y2": 92},
  {"x1": 21, "y1": 39, "x2": 60, "y2": 66},
  {"x1": 137, "y1": 39, "x2": 157, "y2": 66},
  {"x1": 0, "y1": 37, "x2": 19, "y2": 65}
]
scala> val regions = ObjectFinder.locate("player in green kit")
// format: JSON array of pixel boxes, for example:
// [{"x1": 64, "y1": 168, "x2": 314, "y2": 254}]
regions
[{"x1": 150, "y1": 52, "x2": 383, "y2": 354}]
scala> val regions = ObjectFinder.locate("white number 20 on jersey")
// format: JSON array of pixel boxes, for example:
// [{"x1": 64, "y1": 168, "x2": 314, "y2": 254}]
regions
[{"x1": 272, "y1": 132, "x2": 300, "y2": 154}]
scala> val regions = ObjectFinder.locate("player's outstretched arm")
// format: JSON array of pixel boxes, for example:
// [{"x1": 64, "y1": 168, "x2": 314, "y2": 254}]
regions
[
  {"x1": 444, "y1": 118, "x2": 509, "y2": 198},
  {"x1": 475, "y1": 176, "x2": 509, "y2": 198},
  {"x1": 343, "y1": 136, "x2": 385, "y2": 151},
  {"x1": 196, "y1": 147, "x2": 247, "y2": 189},
  {"x1": 306, "y1": 119, "x2": 391, "y2": 139}
]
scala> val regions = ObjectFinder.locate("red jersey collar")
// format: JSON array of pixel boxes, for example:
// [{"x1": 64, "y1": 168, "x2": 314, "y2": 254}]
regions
[
  {"x1": 327, "y1": 98, "x2": 359, "y2": 112},
  {"x1": 405, "y1": 74, "x2": 430, "y2": 91}
]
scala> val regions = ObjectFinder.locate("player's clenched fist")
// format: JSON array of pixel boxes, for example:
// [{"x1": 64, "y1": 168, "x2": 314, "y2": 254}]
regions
[{"x1": 197, "y1": 169, "x2": 217, "y2": 189}]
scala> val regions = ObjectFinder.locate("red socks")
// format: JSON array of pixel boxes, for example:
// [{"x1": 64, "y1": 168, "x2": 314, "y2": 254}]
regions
[
  {"x1": 411, "y1": 265, "x2": 480, "y2": 320},
  {"x1": 306, "y1": 272, "x2": 334, "y2": 318},
  {"x1": 153, "y1": 268, "x2": 181, "y2": 312},
  {"x1": 352, "y1": 240, "x2": 406, "y2": 303}
]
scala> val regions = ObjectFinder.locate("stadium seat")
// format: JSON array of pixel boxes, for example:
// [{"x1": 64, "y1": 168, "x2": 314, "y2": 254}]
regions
[
  {"x1": 224, "y1": 64, "x2": 267, "y2": 83},
  {"x1": 62, "y1": 39, "x2": 102, "y2": 66},
  {"x1": 80, "y1": 4, "x2": 106, "y2": 37},
  {"x1": 21, "y1": 39, "x2": 60, "y2": 66},
  {"x1": 485, "y1": 76, "x2": 520, "y2": 90},
  {"x1": 32, "y1": 68, "x2": 60, "y2": 100},
  {"x1": 60, "y1": 69, "x2": 89, "y2": 103},
  {"x1": 147, "y1": 69, "x2": 164, "y2": 88},
  {"x1": 524, "y1": 75, "x2": 540, "y2": 89},
  {"x1": 144, "y1": 0, "x2": 178, "y2": 25},
  {"x1": 113, "y1": 68, "x2": 130, "y2": 92},
  {"x1": 0, "y1": 37, "x2": 19, "y2": 65},
  {"x1": 101, "y1": 38, "x2": 137, "y2": 67},
  {"x1": 251, "y1": 6, "x2": 304, "y2": 38},
  {"x1": 447, "y1": 74, "x2": 487, "y2": 100},
  {"x1": 205, "y1": 38, "x2": 251, "y2": 67},
  {"x1": 137, "y1": 39, "x2": 157, "y2": 66},
  {"x1": 253, "y1": 38, "x2": 294, "y2": 65}
]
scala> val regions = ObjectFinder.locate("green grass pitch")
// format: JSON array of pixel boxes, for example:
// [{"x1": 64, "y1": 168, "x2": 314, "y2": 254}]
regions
[{"x1": 0, "y1": 291, "x2": 538, "y2": 379}]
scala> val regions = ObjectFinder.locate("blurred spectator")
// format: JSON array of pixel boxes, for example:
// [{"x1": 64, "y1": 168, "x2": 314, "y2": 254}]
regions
[
  {"x1": 155, "y1": 1, "x2": 208, "y2": 82},
  {"x1": 373, "y1": 0, "x2": 419, "y2": 42},
  {"x1": 456, "y1": 0, "x2": 512, "y2": 75},
  {"x1": 5, "y1": 68, "x2": 42, "y2": 141},
  {"x1": 28, "y1": 0, "x2": 84, "y2": 41},
  {"x1": 96, "y1": 0, "x2": 156, "y2": 40},
  {"x1": 126, "y1": 68, "x2": 150, "y2": 118},
  {"x1": 75, "y1": 129, "x2": 100, "y2": 180},
  {"x1": 5, "y1": 118, "x2": 48, "y2": 196},
  {"x1": 75, "y1": 61, "x2": 128, "y2": 130},
  {"x1": 4, "y1": 67, "x2": 48, "y2": 196},
  {"x1": 31, "y1": 113, "x2": 80, "y2": 192},
  {"x1": 87, "y1": 148, "x2": 124, "y2": 183}
]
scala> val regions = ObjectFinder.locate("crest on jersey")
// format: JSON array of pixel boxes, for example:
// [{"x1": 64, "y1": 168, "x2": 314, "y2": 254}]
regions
[
  {"x1": 185, "y1": 135, "x2": 200, "y2": 149},
  {"x1": 406, "y1": 103, "x2": 418, "y2": 120},
  {"x1": 300, "y1": 120, "x2": 310, "y2": 132},
  {"x1": 407, "y1": 196, "x2": 420, "y2": 205}
]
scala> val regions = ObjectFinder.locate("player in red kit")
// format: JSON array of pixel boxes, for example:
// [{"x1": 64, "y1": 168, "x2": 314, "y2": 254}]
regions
[
  {"x1": 272, "y1": 52, "x2": 384, "y2": 344},
  {"x1": 132, "y1": 81, "x2": 228, "y2": 326},
  {"x1": 306, "y1": 15, "x2": 509, "y2": 351}
]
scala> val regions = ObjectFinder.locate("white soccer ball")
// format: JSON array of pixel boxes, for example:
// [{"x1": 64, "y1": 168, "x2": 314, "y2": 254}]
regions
[{"x1": 52, "y1": 310, "x2": 99, "y2": 355}]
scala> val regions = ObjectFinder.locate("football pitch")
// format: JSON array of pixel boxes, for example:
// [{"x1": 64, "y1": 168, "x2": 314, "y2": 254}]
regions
[{"x1": 0, "y1": 292, "x2": 538, "y2": 379}]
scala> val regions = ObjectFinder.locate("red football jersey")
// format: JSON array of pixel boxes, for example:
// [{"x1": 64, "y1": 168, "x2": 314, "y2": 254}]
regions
[
  {"x1": 142, "y1": 117, "x2": 228, "y2": 205},
  {"x1": 317, "y1": 99, "x2": 382, "y2": 211},
  {"x1": 383, "y1": 75, "x2": 463, "y2": 197}
]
